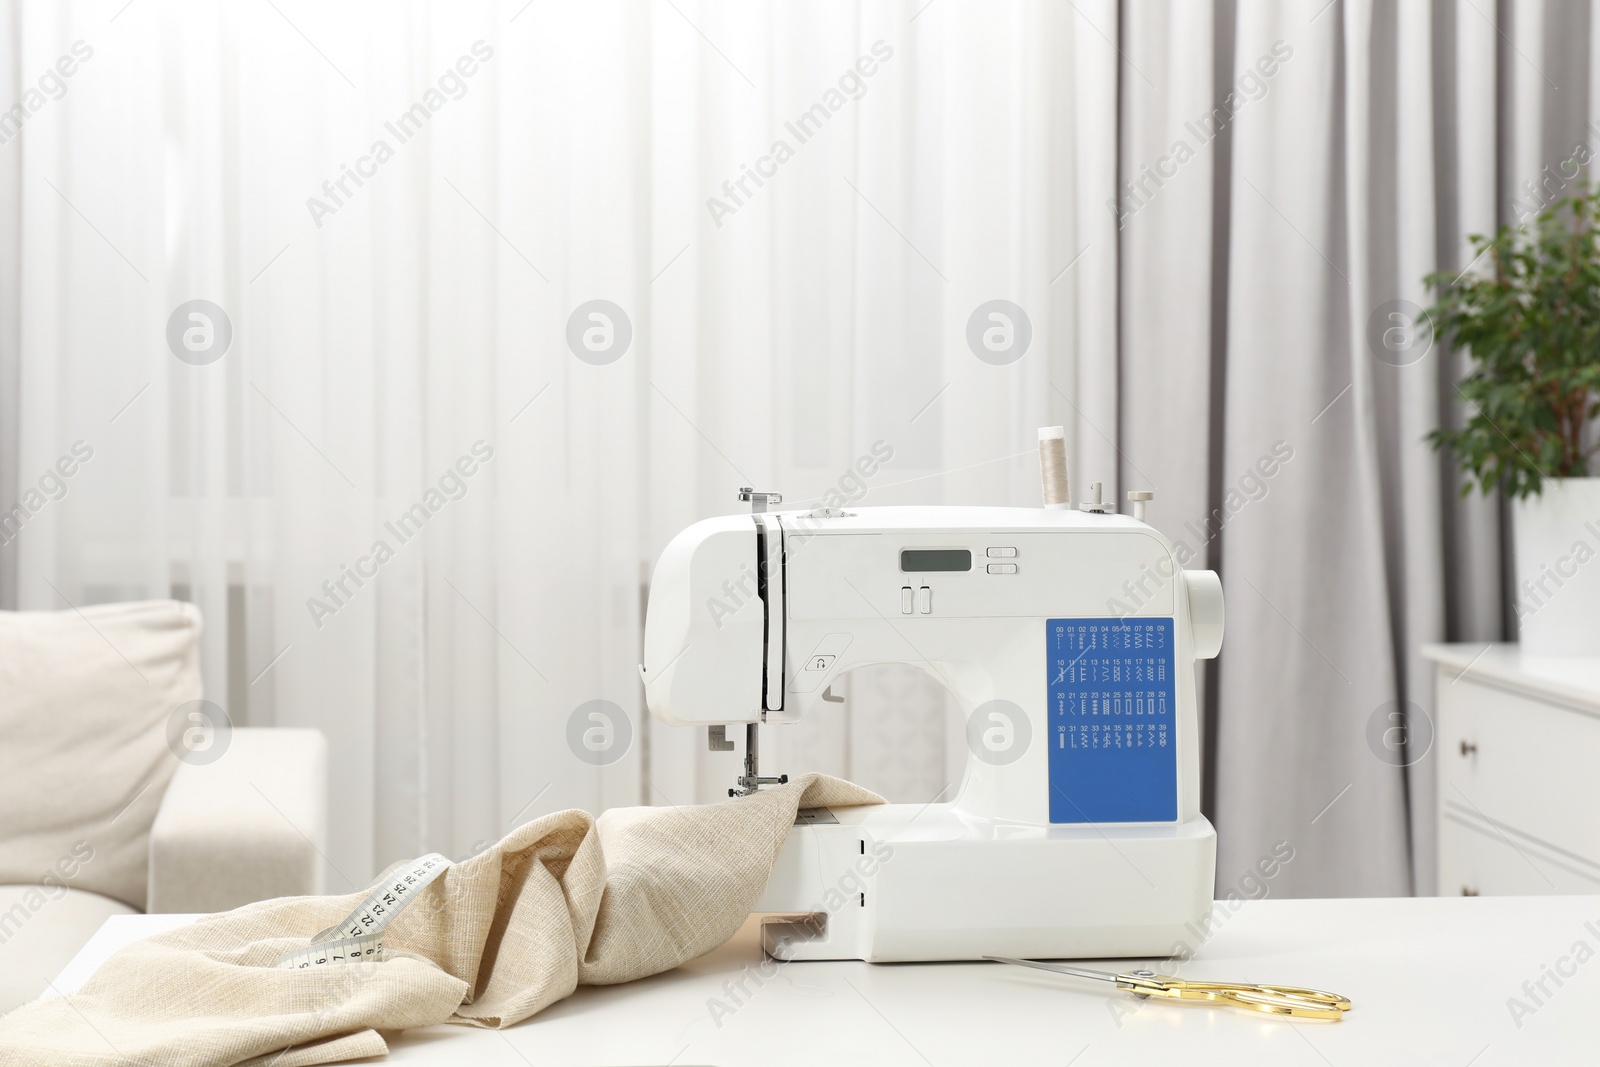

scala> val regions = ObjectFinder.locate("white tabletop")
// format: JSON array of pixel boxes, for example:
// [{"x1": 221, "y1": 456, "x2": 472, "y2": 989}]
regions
[
  {"x1": 1421, "y1": 641, "x2": 1600, "y2": 713},
  {"x1": 53, "y1": 895, "x2": 1593, "y2": 1065}
]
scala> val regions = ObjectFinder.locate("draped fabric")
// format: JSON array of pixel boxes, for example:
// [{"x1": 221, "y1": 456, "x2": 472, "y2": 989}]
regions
[
  {"x1": 0, "y1": 775, "x2": 884, "y2": 1066},
  {"x1": 0, "y1": 0, "x2": 1586, "y2": 896}
]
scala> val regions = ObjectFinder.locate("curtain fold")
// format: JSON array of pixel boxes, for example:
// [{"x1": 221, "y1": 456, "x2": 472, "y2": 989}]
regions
[{"x1": 1, "y1": 0, "x2": 1589, "y2": 895}]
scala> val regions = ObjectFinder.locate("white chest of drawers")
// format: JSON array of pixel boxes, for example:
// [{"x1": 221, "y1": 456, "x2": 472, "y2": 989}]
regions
[{"x1": 1422, "y1": 644, "x2": 1600, "y2": 896}]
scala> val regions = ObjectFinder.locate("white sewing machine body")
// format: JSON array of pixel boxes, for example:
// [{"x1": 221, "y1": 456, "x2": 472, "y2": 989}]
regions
[{"x1": 641, "y1": 502, "x2": 1223, "y2": 962}]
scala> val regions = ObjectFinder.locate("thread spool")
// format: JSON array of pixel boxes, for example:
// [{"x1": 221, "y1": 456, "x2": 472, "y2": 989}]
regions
[{"x1": 1038, "y1": 426, "x2": 1070, "y2": 509}]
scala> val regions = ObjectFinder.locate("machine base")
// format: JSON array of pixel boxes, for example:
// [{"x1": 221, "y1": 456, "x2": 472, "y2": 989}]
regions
[{"x1": 751, "y1": 803, "x2": 1217, "y2": 963}]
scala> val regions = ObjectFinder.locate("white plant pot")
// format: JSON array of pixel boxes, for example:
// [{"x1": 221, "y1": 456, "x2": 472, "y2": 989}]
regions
[{"x1": 1512, "y1": 477, "x2": 1600, "y2": 656}]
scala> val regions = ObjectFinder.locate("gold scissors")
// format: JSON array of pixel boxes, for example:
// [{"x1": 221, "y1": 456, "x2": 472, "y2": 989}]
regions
[{"x1": 985, "y1": 957, "x2": 1352, "y2": 1021}]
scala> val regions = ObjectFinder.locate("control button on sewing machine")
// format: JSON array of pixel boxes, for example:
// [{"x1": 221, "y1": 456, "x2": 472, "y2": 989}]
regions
[
  {"x1": 987, "y1": 563, "x2": 1018, "y2": 574},
  {"x1": 900, "y1": 586, "x2": 913, "y2": 614},
  {"x1": 986, "y1": 547, "x2": 1017, "y2": 558},
  {"x1": 918, "y1": 586, "x2": 931, "y2": 614},
  {"x1": 806, "y1": 655, "x2": 835, "y2": 672}
]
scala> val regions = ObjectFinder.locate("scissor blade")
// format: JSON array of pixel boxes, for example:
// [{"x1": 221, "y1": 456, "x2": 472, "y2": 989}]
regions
[{"x1": 983, "y1": 956, "x2": 1119, "y2": 984}]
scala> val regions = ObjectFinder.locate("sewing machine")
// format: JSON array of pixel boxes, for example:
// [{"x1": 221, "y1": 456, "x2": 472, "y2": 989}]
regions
[{"x1": 639, "y1": 457, "x2": 1223, "y2": 963}]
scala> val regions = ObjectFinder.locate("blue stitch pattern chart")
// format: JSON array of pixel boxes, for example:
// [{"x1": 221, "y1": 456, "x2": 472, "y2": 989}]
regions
[{"x1": 1047, "y1": 618, "x2": 1177, "y2": 823}]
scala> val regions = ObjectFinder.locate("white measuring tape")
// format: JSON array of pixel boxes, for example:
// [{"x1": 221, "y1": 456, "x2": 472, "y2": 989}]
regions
[{"x1": 276, "y1": 853, "x2": 454, "y2": 969}]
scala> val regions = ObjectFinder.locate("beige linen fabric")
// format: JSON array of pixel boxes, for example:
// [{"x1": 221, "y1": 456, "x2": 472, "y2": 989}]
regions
[
  {"x1": 0, "y1": 601, "x2": 202, "y2": 910},
  {"x1": 0, "y1": 774, "x2": 882, "y2": 1066}
]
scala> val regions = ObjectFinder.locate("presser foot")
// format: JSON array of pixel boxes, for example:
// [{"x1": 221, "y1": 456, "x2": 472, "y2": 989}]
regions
[
  {"x1": 729, "y1": 774, "x2": 789, "y2": 798},
  {"x1": 728, "y1": 721, "x2": 787, "y2": 796}
]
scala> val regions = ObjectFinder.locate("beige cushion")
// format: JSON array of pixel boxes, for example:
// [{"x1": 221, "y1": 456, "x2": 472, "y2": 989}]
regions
[
  {"x1": 0, "y1": 884, "x2": 136, "y2": 1013},
  {"x1": 148, "y1": 728, "x2": 328, "y2": 913},
  {"x1": 0, "y1": 600, "x2": 202, "y2": 910}
]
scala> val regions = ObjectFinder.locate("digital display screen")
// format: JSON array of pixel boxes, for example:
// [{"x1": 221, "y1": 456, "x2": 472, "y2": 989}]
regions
[{"x1": 900, "y1": 549, "x2": 971, "y2": 572}]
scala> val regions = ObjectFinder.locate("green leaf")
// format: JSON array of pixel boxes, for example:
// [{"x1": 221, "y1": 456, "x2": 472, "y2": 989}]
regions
[{"x1": 1427, "y1": 187, "x2": 1600, "y2": 493}]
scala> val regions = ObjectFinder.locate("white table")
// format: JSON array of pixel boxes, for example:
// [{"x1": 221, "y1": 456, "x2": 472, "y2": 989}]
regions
[{"x1": 53, "y1": 896, "x2": 1593, "y2": 1065}]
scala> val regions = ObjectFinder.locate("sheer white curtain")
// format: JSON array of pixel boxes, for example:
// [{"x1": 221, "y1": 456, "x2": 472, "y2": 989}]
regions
[{"x1": 0, "y1": 0, "x2": 1113, "y2": 886}]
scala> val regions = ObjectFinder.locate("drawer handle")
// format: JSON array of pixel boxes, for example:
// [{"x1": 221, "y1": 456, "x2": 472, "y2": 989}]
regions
[{"x1": 1459, "y1": 740, "x2": 1478, "y2": 757}]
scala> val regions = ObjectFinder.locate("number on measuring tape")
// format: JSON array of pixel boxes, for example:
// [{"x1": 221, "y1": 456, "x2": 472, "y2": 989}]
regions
[{"x1": 275, "y1": 853, "x2": 453, "y2": 969}]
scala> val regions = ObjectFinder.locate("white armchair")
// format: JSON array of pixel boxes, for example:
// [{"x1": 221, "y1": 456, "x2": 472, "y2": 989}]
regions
[
  {"x1": 0, "y1": 729, "x2": 327, "y2": 1012},
  {"x1": 0, "y1": 601, "x2": 327, "y2": 1013}
]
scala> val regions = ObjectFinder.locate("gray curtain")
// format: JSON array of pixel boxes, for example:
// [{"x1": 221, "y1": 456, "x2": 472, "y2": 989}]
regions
[
  {"x1": 0, "y1": 1, "x2": 17, "y2": 611},
  {"x1": 1119, "y1": 0, "x2": 1599, "y2": 897}
]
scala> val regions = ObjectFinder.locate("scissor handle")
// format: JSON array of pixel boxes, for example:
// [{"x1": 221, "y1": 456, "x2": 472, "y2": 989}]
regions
[{"x1": 1121, "y1": 975, "x2": 1351, "y2": 1020}]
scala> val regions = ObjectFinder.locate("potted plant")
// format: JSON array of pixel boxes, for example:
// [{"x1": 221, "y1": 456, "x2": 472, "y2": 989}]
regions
[{"x1": 1427, "y1": 189, "x2": 1600, "y2": 656}]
